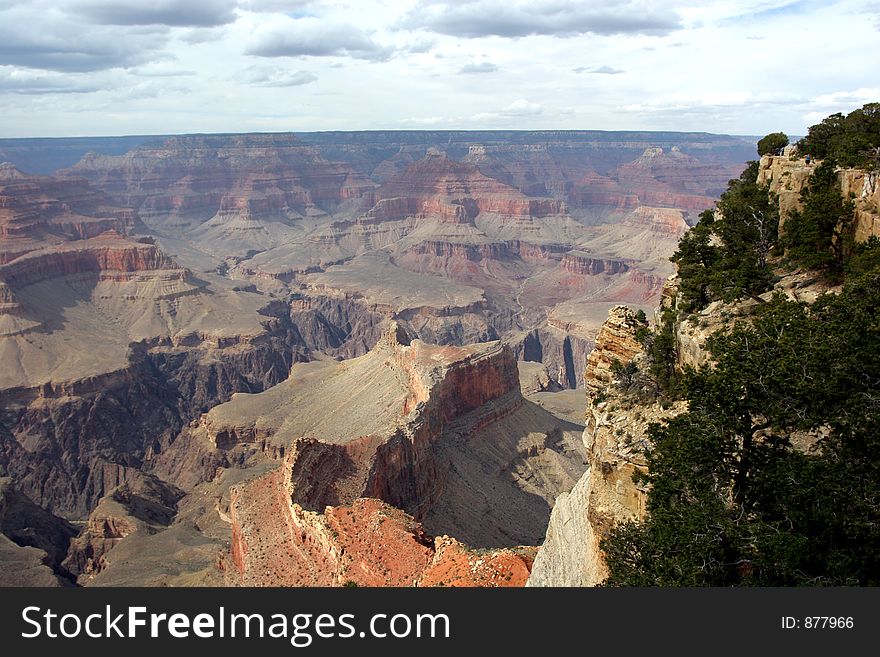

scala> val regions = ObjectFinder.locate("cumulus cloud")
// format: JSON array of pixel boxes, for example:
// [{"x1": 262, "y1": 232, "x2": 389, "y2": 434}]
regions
[
  {"x1": 573, "y1": 65, "x2": 625, "y2": 74},
  {"x1": 236, "y1": 65, "x2": 318, "y2": 87},
  {"x1": 70, "y1": 0, "x2": 238, "y2": 27},
  {"x1": 402, "y1": 0, "x2": 681, "y2": 38},
  {"x1": 245, "y1": 16, "x2": 394, "y2": 61},
  {"x1": 459, "y1": 62, "x2": 498, "y2": 74}
]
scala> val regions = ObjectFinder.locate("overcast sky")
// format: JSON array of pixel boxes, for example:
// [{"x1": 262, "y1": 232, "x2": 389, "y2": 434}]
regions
[{"x1": 0, "y1": 0, "x2": 877, "y2": 138}]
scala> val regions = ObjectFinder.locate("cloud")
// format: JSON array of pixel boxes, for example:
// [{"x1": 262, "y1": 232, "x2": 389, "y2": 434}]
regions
[
  {"x1": 236, "y1": 66, "x2": 318, "y2": 87},
  {"x1": 573, "y1": 65, "x2": 625, "y2": 74},
  {"x1": 404, "y1": 39, "x2": 435, "y2": 54},
  {"x1": 0, "y1": 21, "x2": 168, "y2": 72},
  {"x1": 810, "y1": 88, "x2": 880, "y2": 108},
  {"x1": 620, "y1": 91, "x2": 810, "y2": 120},
  {"x1": 0, "y1": 67, "x2": 101, "y2": 94},
  {"x1": 458, "y1": 62, "x2": 498, "y2": 74},
  {"x1": 245, "y1": 16, "x2": 394, "y2": 61},
  {"x1": 474, "y1": 98, "x2": 543, "y2": 122},
  {"x1": 178, "y1": 27, "x2": 229, "y2": 44},
  {"x1": 400, "y1": 116, "x2": 452, "y2": 126},
  {"x1": 501, "y1": 99, "x2": 543, "y2": 115},
  {"x1": 402, "y1": 0, "x2": 681, "y2": 38},
  {"x1": 238, "y1": 0, "x2": 314, "y2": 12},
  {"x1": 70, "y1": 0, "x2": 238, "y2": 27}
]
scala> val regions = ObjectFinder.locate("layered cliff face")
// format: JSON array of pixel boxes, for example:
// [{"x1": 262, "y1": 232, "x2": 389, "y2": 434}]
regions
[
  {"x1": 70, "y1": 323, "x2": 581, "y2": 586},
  {"x1": 62, "y1": 133, "x2": 372, "y2": 217},
  {"x1": 616, "y1": 146, "x2": 730, "y2": 213},
  {"x1": 0, "y1": 163, "x2": 138, "y2": 263}
]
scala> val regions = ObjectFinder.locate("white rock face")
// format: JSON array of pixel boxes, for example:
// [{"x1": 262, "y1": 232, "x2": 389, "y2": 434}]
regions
[{"x1": 526, "y1": 468, "x2": 598, "y2": 587}]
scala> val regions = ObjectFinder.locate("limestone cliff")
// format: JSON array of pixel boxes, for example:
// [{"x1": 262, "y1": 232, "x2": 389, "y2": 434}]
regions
[{"x1": 527, "y1": 306, "x2": 682, "y2": 586}]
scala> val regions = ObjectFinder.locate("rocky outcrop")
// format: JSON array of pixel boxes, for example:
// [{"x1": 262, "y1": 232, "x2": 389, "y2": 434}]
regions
[
  {"x1": 583, "y1": 305, "x2": 645, "y2": 396},
  {"x1": 227, "y1": 475, "x2": 534, "y2": 587},
  {"x1": 517, "y1": 361, "x2": 562, "y2": 395},
  {"x1": 0, "y1": 477, "x2": 77, "y2": 586},
  {"x1": 63, "y1": 474, "x2": 183, "y2": 581},
  {"x1": 528, "y1": 306, "x2": 683, "y2": 586},
  {"x1": 560, "y1": 252, "x2": 632, "y2": 276},
  {"x1": 758, "y1": 152, "x2": 880, "y2": 241},
  {"x1": 528, "y1": 261, "x2": 843, "y2": 586},
  {"x1": 160, "y1": 323, "x2": 584, "y2": 585},
  {"x1": 841, "y1": 168, "x2": 880, "y2": 241}
]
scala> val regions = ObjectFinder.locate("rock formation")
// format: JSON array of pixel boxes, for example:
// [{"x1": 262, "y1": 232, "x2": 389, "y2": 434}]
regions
[
  {"x1": 76, "y1": 323, "x2": 582, "y2": 586},
  {"x1": 528, "y1": 305, "x2": 684, "y2": 586},
  {"x1": 529, "y1": 248, "x2": 849, "y2": 587},
  {"x1": 0, "y1": 477, "x2": 76, "y2": 586},
  {"x1": 757, "y1": 150, "x2": 880, "y2": 241}
]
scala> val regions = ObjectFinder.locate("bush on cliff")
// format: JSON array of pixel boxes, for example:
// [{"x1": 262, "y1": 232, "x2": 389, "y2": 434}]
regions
[
  {"x1": 782, "y1": 158, "x2": 854, "y2": 275},
  {"x1": 757, "y1": 132, "x2": 788, "y2": 156},
  {"x1": 671, "y1": 162, "x2": 779, "y2": 312},
  {"x1": 602, "y1": 268, "x2": 880, "y2": 586}
]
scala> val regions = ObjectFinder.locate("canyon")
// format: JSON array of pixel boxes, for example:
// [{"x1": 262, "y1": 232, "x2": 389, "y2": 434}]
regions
[{"x1": 0, "y1": 130, "x2": 753, "y2": 586}]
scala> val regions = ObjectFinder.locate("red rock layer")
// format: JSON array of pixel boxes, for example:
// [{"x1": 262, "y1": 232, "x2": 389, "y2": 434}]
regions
[
  {"x1": 616, "y1": 148, "x2": 728, "y2": 213},
  {"x1": 364, "y1": 152, "x2": 567, "y2": 223},
  {"x1": 228, "y1": 460, "x2": 533, "y2": 588},
  {"x1": 0, "y1": 236, "x2": 175, "y2": 289},
  {"x1": 0, "y1": 165, "x2": 137, "y2": 263}
]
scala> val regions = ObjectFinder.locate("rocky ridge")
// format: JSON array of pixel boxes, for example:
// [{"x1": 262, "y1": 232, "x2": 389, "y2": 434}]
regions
[{"x1": 75, "y1": 323, "x2": 583, "y2": 586}]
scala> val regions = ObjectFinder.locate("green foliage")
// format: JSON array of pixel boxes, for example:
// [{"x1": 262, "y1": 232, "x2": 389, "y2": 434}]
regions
[
  {"x1": 670, "y1": 210, "x2": 719, "y2": 312},
  {"x1": 646, "y1": 308, "x2": 678, "y2": 399},
  {"x1": 757, "y1": 132, "x2": 788, "y2": 156},
  {"x1": 845, "y1": 236, "x2": 880, "y2": 277},
  {"x1": 635, "y1": 309, "x2": 647, "y2": 323},
  {"x1": 782, "y1": 159, "x2": 854, "y2": 274},
  {"x1": 602, "y1": 269, "x2": 880, "y2": 586},
  {"x1": 671, "y1": 162, "x2": 779, "y2": 311},
  {"x1": 797, "y1": 103, "x2": 880, "y2": 168}
]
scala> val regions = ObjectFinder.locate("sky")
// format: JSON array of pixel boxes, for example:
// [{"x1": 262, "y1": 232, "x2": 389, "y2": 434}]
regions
[{"x1": 0, "y1": 0, "x2": 877, "y2": 138}]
